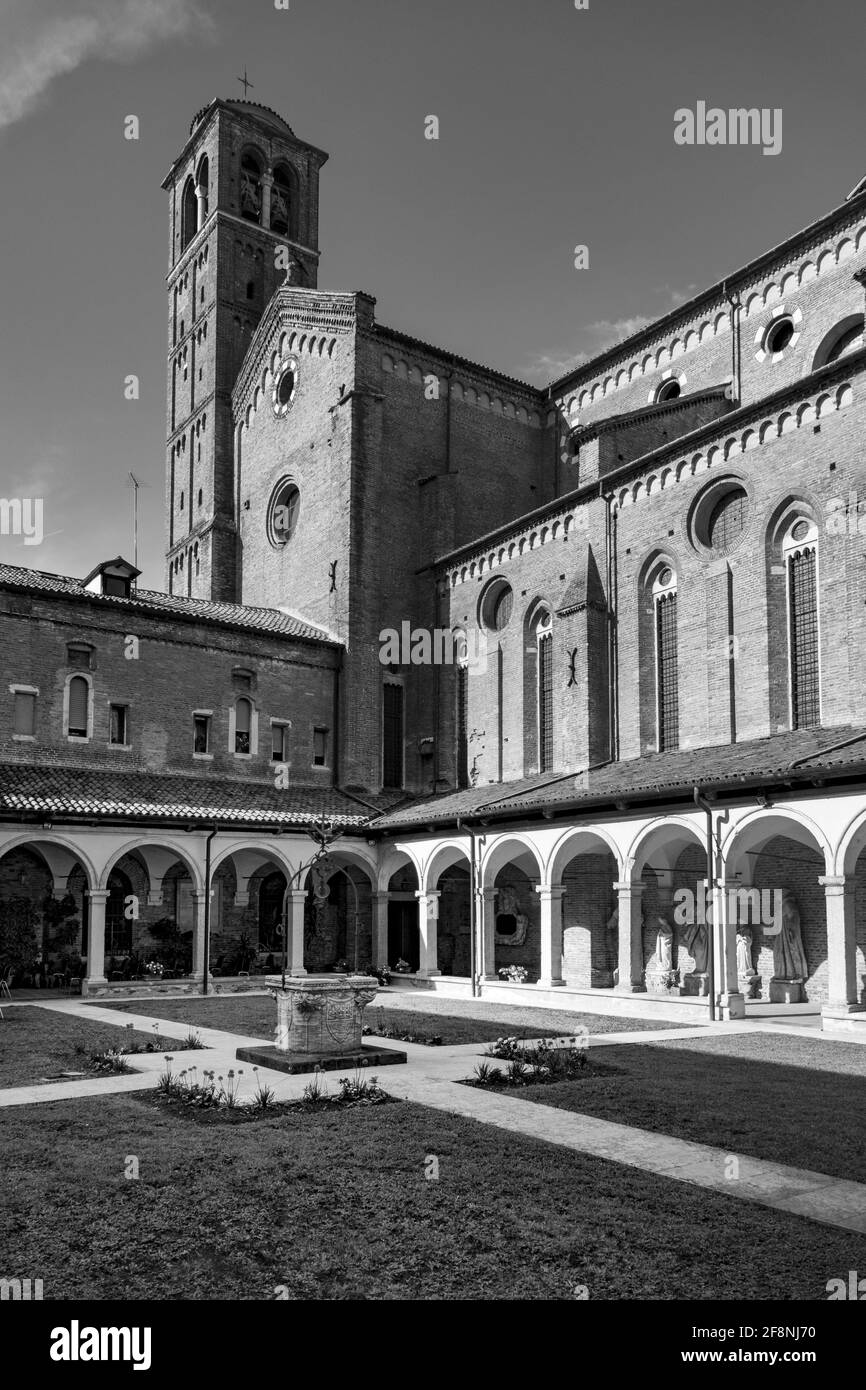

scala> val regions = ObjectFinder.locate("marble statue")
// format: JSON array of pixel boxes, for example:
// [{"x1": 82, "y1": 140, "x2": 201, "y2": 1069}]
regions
[
  {"x1": 773, "y1": 889, "x2": 808, "y2": 982},
  {"x1": 736, "y1": 924, "x2": 756, "y2": 977}
]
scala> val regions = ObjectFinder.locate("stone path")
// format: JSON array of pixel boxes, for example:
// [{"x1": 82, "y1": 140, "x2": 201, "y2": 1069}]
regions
[{"x1": 3, "y1": 996, "x2": 866, "y2": 1237}]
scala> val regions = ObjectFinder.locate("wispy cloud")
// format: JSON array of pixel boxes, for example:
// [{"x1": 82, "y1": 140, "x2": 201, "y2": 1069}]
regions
[
  {"x1": 520, "y1": 284, "x2": 698, "y2": 384},
  {"x1": 0, "y1": 0, "x2": 213, "y2": 132}
]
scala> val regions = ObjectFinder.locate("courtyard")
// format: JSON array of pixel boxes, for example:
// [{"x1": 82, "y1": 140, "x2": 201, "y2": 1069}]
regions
[{"x1": 2, "y1": 989, "x2": 865, "y2": 1301}]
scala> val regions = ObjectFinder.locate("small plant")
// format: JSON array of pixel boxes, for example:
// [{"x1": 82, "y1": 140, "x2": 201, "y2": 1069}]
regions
[
  {"x1": 335, "y1": 1070, "x2": 389, "y2": 1105},
  {"x1": 302, "y1": 1068, "x2": 326, "y2": 1103},
  {"x1": 498, "y1": 964, "x2": 528, "y2": 983},
  {"x1": 145, "y1": 960, "x2": 165, "y2": 977},
  {"x1": 392, "y1": 958, "x2": 412, "y2": 974},
  {"x1": 473, "y1": 1062, "x2": 504, "y2": 1086},
  {"x1": 88, "y1": 1048, "x2": 133, "y2": 1075},
  {"x1": 180, "y1": 1029, "x2": 205, "y2": 1050},
  {"x1": 250, "y1": 1067, "x2": 276, "y2": 1110},
  {"x1": 374, "y1": 964, "x2": 391, "y2": 986}
]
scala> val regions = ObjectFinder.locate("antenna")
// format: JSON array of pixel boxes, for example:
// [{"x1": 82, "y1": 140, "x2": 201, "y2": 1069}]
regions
[{"x1": 128, "y1": 472, "x2": 141, "y2": 583}]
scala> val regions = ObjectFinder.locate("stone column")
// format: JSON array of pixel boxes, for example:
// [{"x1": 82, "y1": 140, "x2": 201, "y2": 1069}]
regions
[
  {"x1": 713, "y1": 879, "x2": 745, "y2": 1020},
  {"x1": 191, "y1": 890, "x2": 209, "y2": 980},
  {"x1": 260, "y1": 172, "x2": 273, "y2": 231},
  {"x1": 373, "y1": 891, "x2": 389, "y2": 969},
  {"x1": 195, "y1": 184, "x2": 207, "y2": 231},
  {"x1": 615, "y1": 881, "x2": 646, "y2": 992},
  {"x1": 84, "y1": 890, "x2": 109, "y2": 990},
  {"x1": 536, "y1": 885, "x2": 566, "y2": 987},
  {"x1": 480, "y1": 887, "x2": 498, "y2": 981},
  {"x1": 416, "y1": 891, "x2": 441, "y2": 977},
  {"x1": 819, "y1": 875, "x2": 863, "y2": 1018},
  {"x1": 285, "y1": 890, "x2": 307, "y2": 976}
]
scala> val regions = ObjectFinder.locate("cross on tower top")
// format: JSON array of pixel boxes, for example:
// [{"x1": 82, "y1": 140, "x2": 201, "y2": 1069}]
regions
[{"x1": 236, "y1": 68, "x2": 254, "y2": 99}]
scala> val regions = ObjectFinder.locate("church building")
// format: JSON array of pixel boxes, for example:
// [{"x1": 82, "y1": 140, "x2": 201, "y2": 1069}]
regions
[{"x1": 2, "y1": 98, "x2": 866, "y2": 1033}]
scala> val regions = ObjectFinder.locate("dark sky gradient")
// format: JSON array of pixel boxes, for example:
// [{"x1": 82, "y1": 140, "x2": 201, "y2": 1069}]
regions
[{"x1": 0, "y1": 0, "x2": 864, "y2": 587}]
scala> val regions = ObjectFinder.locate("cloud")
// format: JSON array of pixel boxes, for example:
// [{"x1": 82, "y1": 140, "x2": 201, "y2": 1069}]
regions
[{"x1": 0, "y1": 0, "x2": 213, "y2": 132}]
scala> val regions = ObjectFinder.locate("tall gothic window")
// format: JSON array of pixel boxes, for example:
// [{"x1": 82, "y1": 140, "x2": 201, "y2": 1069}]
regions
[
  {"x1": 784, "y1": 519, "x2": 820, "y2": 728},
  {"x1": 535, "y1": 609, "x2": 554, "y2": 772},
  {"x1": 234, "y1": 697, "x2": 252, "y2": 754},
  {"x1": 66, "y1": 675, "x2": 90, "y2": 739},
  {"x1": 455, "y1": 632, "x2": 469, "y2": 788},
  {"x1": 653, "y1": 566, "x2": 679, "y2": 751},
  {"x1": 181, "y1": 177, "x2": 197, "y2": 250},
  {"x1": 383, "y1": 683, "x2": 404, "y2": 788}
]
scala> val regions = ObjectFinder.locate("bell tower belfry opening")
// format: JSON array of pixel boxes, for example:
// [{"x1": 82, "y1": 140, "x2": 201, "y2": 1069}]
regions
[{"x1": 162, "y1": 99, "x2": 328, "y2": 601}]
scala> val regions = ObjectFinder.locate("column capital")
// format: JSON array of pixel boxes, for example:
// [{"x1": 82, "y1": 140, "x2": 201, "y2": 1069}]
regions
[
  {"x1": 86, "y1": 889, "x2": 110, "y2": 904},
  {"x1": 535, "y1": 884, "x2": 566, "y2": 901},
  {"x1": 373, "y1": 889, "x2": 390, "y2": 903},
  {"x1": 480, "y1": 887, "x2": 497, "y2": 904},
  {"x1": 288, "y1": 889, "x2": 308, "y2": 904},
  {"x1": 818, "y1": 875, "x2": 849, "y2": 892},
  {"x1": 614, "y1": 880, "x2": 645, "y2": 896},
  {"x1": 415, "y1": 889, "x2": 441, "y2": 901}
]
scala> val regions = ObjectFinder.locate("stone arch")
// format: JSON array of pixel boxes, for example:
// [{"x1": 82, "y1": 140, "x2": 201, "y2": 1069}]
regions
[
  {"x1": 722, "y1": 808, "x2": 832, "y2": 883},
  {"x1": 480, "y1": 834, "x2": 545, "y2": 891}
]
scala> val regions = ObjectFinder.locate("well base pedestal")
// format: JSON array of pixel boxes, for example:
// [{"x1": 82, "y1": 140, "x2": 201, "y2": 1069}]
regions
[{"x1": 235, "y1": 1043, "x2": 408, "y2": 1075}]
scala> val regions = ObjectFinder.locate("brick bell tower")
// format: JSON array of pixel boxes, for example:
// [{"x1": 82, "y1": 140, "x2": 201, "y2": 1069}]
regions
[{"x1": 162, "y1": 99, "x2": 328, "y2": 601}]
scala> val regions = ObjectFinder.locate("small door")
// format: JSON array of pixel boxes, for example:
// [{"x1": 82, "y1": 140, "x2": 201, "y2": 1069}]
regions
[{"x1": 388, "y1": 901, "x2": 419, "y2": 971}]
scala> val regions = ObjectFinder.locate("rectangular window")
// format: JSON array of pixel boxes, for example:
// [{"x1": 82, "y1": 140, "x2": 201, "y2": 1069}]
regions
[
  {"x1": 313, "y1": 727, "x2": 328, "y2": 767},
  {"x1": 383, "y1": 684, "x2": 404, "y2": 788},
  {"x1": 538, "y1": 632, "x2": 554, "y2": 773},
  {"x1": 271, "y1": 722, "x2": 288, "y2": 762},
  {"x1": 12, "y1": 690, "x2": 36, "y2": 737},
  {"x1": 456, "y1": 666, "x2": 469, "y2": 789},
  {"x1": 789, "y1": 547, "x2": 820, "y2": 728},
  {"x1": 109, "y1": 704, "x2": 128, "y2": 746},
  {"x1": 193, "y1": 714, "x2": 211, "y2": 754},
  {"x1": 656, "y1": 592, "x2": 679, "y2": 751}
]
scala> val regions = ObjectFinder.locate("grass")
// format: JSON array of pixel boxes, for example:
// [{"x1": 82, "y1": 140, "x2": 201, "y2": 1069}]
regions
[
  {"x1": 2, "y1": 1091, "x2": 864, "y2": 1300},
  {"x1": 0, "y1": 1007, "x2": 157, "y2": 1087},
  {"x1": 511, "y1": 1031, "x2": 866, "y2": 1184},
  {"x1": 95, "y1": 994, "x2": 679, "y2": 1044}
]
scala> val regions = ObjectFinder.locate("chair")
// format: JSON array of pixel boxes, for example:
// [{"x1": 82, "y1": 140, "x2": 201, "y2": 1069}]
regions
[{"x1": 0, "y1": 965, "x2": 14, "y2": 1001}]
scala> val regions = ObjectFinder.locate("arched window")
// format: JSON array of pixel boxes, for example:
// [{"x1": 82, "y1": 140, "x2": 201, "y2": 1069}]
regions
[
  {"x1": 240, "y1": 152, "x2": 263, "y2": 224},
  {"x1": 195, "y1": 156, "x2": 209, "y2": 224},
  {"x1": 106, "y1": 869, "x2": 133, "y2": 957},
  {"x1": 534, "y1": 608, "x2": 554, "y2": 772},
  {"x1": 653, "y1": 566, "x2": 679, "y2": 751},
  {"x1": 270, "y1": 163, "x2": 296, "y2": 236},
  {"x1": 258, "y1": 871, "x2": 286, "y2": 952},
  {"x1": 812, "y1": 315, "x2": 864, "y2": 370},
  {"x1": 66, "y1": 675, "x2": 90, "y2": 739},
  {"x1": 235, "y1": 697, "x2": 252, "y2": 754},
  {"x1": 181, "y1": 177, "x2": 197, "y2": 250},
  {"x1": 783, "y1": 519, "x2": 820, "y2": 728}
]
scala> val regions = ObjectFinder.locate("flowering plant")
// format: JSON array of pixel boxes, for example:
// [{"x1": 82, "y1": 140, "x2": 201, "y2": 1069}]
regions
[
  {"x1": 392, "y1": 959, "x2": 413, "y2": 974},
  {"x1": 498, "y1": 964, "x2": 528, "y2": 983},
  {"x1": 145, "y1": 960, "x2": 165, "y2": 977}
]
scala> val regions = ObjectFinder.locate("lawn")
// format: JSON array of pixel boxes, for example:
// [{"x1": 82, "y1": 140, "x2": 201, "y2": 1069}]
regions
[
  {"x1": 508, "y1": 1031, "x2": 866, "y2": 1184},
  {"x1": 3, "y1": 1091, "x2": 864, "y2": 1300},
  {"x1": 0, "y1": 1007, "x2": 161, "y2": 1088},
  {"x1": 95, "y1": 993, "x2": 679, "y2": 1044}
]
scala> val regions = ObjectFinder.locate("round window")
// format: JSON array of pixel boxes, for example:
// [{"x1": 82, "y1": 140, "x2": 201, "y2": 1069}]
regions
[
  {"x1": 272, "y1": 357, "x2": 299, "y2": 417},
  {"x1": 479, "y1": 580, "x2": 514, "y2": 633},
  {"x1": 656, "y1": 379, "x2": 681, "y2": 403},
  {"x1": 689, "y1": 479, "x2": 750, "y2": 557},
  {"x1": 267, "y1": 480, "x2": 301, "y2": 548},
  {"x1": 765, "y1": 317, "x2": 795, "y2": 355},
  {"x1": 791, "y1": 518, "x2": 811, "y2": 543}
]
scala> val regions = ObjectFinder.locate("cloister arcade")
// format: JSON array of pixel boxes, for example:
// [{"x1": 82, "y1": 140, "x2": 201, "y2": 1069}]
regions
[{"x1": 1, "y1": 792, "x2": 865, "y2": 1030}]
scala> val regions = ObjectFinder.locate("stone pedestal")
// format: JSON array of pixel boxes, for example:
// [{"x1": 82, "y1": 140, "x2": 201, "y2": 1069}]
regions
[
  {"x1": 769, "y1": 978, "x2": 803, "y2": 1004},
  {"x1": 680, "y1": 972, "x2": 709, "y2": 997},
  {"x1": 739, "y1": 973, "x2": 761, "y2": 999},
  {"x1": 269, "y1": 975, "x2": 377, "y2": 1054},
  {"x1": 644, "y1": 966, "x2": 678, "y2": 994},
  {"x1": 235, "y1": 974, "x2": 407, "y2": 1076}
]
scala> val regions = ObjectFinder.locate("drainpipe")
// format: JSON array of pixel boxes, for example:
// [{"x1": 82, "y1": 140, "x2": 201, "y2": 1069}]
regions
[
  {"x1": 459, "y1": 815, "x2": 478, "y2": 998},
  {"x1": 693, "y1": 787, "x2": 716, "y2": 1022},
  {"x1": 201, "y1": 824, "x2": 218, "y2": 997}
]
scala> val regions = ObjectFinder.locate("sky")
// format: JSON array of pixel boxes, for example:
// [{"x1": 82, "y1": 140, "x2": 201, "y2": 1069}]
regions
[{"x1": 0, "y1": 0, "x2": 864, "y2": 589}]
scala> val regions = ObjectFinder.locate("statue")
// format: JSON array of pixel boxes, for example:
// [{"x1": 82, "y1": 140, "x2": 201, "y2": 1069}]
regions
[
  {"x1": 605, "y1": 905, "x2": 618, "y2": 934},
  {"x1": 650, "y1": 916, "x2": 674, "y2": 971},
  {"x1": 682, "y1": 921, "x2": 709, "y2": 975},
  {"x1": 773, "y1": 889, "x2": 808, "y2": 982},
  {"x1": 736, "y1": 924, "x2": 756, "y2": 978}
]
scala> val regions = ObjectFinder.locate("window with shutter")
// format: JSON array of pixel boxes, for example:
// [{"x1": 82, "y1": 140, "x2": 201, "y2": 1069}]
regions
[{"x1": 67, "y1": 676, "x2": 89, "y2": 738}]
